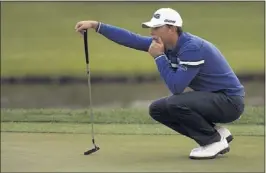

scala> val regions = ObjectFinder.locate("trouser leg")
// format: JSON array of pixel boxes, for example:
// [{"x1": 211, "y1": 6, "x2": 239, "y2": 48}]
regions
[{"x1": 149, "y1": 91, "x2": 244, "y2": 146}]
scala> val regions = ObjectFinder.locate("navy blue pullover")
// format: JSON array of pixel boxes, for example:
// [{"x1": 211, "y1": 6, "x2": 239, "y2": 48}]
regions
[{"x1": 96, "y1": 23, "x2": 245, "y2": 96}]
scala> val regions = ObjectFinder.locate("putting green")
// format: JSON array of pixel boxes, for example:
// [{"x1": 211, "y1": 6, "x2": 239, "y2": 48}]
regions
[{"x1": 1, "y1": 132, "x2": 264, "y2": 172}]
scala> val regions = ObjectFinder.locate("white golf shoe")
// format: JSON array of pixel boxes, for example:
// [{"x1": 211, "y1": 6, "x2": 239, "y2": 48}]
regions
[
  {"x1": 189, "y1": 137, "x2": 230, "y2": 160},
  {"x1": 214, "y1": 125, "x2": 233, "y2": 143}
]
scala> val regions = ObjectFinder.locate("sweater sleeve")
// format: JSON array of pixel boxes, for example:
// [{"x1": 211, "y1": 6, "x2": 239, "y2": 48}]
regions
[
  {"x1": 154, "y1": 49, "x2": 204, "y2": 94},
  {"x1": 96, "y1": 22, "x2": 152, "y2": 52}
]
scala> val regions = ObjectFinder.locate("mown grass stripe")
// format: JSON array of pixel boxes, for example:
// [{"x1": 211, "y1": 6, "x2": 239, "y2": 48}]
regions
[
  {"x1": 1, "y1": 122, "x2": 264, "y2": 136},
  {"x1": 1, "y1": 106, "x2": 264, "y2": 125}
]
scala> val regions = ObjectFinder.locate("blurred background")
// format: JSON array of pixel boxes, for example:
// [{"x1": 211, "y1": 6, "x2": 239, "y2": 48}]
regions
[{"x1": 1, "y1": 1, "x2": 265, "y2": 109}]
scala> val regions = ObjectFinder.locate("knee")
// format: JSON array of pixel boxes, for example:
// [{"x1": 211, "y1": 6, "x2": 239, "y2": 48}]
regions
[
  {"x1": 149, "y1": 101, "x2": 160, "y2": 117},
  {"x1": 149, "y1": 99, "x2": 167, "y2": 119}
]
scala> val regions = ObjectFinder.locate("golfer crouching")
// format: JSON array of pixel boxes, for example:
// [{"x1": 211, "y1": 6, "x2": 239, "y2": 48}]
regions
[{"x1": 75, "y1": 8, "x2": 245, "y2": 160}]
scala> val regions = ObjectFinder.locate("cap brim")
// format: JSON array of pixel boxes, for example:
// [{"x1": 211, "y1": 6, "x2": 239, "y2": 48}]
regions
[{"x1": 141, "y1": 21, "x2": 164, "y2": 28}]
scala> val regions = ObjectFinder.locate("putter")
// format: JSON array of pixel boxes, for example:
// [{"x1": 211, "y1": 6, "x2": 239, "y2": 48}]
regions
[{"x1": 82, "y1": 29, "x2": 100, "y2": 155}]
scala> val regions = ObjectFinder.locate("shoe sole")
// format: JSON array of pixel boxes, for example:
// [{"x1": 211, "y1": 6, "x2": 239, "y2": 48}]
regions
[
  {"x1": 189, "y1": 134, "x2": 234, "y2": 159},
  {"x1": 189, "y1": 147, "x2": 230, "y2": 160}
]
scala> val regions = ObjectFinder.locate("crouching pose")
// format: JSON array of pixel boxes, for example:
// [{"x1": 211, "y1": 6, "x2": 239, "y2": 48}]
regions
[{"x1": 75, "y1": 7, "x2": 245, "y2": 159}]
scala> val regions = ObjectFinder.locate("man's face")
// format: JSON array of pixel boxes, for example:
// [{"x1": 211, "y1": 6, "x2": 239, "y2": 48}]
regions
[{"x1": 150, "y1": 25, "x2": 176, "y2": 45}]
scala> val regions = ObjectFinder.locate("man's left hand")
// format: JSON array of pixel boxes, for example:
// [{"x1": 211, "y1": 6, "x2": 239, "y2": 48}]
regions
[{"x1": 148, "y1": 37, "x2": 165, "y2": 58}]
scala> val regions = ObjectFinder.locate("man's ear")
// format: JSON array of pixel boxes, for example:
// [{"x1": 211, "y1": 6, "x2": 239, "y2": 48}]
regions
[
  {"x1": 168, "y1": 25, "x2": 176, "y2": 33},
  {"x1": 172, "y1": 26, "x2": 178, "y2": 33}
]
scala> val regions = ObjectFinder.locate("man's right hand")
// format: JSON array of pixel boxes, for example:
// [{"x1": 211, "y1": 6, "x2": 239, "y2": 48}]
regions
[{"x1": 75, "y1": 20, "x2": 99, "y2": 35}]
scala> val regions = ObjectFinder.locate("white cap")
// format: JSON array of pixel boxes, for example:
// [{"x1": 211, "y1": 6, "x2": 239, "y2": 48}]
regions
[{"x1": 142, "y1": 8, "x2": 183, "y2": 28}]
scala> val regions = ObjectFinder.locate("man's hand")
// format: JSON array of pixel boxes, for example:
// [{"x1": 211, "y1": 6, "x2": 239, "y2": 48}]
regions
[
  {"x1": 148, "y1": 37, "x2": 165, "y2": 58},
  {"x1": 75, "y1": 20, "x2": 99, "y2": 35}
]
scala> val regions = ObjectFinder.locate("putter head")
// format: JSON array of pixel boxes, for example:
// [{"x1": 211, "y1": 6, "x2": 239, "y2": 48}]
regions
[{"x1": 84, "y1": 146, "x2": 100, "y2": 155}]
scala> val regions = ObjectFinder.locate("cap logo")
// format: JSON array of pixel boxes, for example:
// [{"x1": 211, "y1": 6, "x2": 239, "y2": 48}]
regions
[
  {"x1": 164, "y1": 19, "x2": 176, "y2": 24},
  {"x1": 153, "y1": 13, "x2": 160, "y2": 19}
]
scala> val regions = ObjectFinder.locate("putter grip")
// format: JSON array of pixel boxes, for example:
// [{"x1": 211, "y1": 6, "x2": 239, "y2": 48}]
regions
[{"x1": 83, "y1": 30, "x2": 89, "y2": 64}]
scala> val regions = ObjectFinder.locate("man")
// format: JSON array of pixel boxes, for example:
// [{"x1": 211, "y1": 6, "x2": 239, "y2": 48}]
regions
[{"x1": 75, "y1": 8, "x2": 245, "y2": 159}]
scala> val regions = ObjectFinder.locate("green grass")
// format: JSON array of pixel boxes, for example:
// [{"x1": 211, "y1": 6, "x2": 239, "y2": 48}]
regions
[
  {"x1": 1, "y1": 107, "x2": 264, "y2": 171},
  {"x1": 1, "y1": 123, "x2": 264, "y2": 136},
  {"x1": 1, "y1": 106, "x2": 264, "y2": 125},
  {"x1": 1, "y1": 1, "x2": 264, "y2": 77},
  {"x1": 1, "y1": 133, "x2": 264, "y2": 172},
  {"x1": 1, "y1": 106, "x2": 264, "y2": 135}
]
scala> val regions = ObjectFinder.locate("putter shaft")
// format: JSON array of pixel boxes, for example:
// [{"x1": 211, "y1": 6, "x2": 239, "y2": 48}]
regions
[
  {"x1": 86, "y1": 64, "x2": 95, "y2": 143},
  {"x1": 83, "y1": 30, "x2": 100, "y2": 156}
]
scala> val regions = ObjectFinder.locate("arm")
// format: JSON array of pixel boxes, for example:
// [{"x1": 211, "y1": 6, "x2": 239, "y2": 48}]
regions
[
  {"x1": 96, "y1": 22, "x2": 152, "y2": 52},
  {"x1": 154, "y1": 50, "x2": 204, "y2": 94}
]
